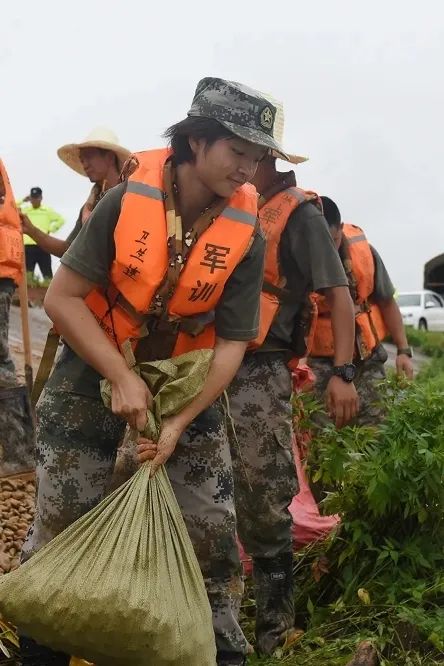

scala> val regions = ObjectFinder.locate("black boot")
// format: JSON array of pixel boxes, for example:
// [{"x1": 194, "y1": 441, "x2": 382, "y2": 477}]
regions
[
  {"x1": 19, "y1": 635, "x2": 70, "y2": 666},
  {"x1": 216, "y1": 651, "x2": 247, "y2": 665},
  {"x1": 253, "y1": 553, "x2": 297, "y2": 656}
]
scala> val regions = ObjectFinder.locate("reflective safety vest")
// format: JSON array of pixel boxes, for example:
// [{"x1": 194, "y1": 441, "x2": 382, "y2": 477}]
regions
[
  {"x1": 249, "y1": 185, "x2": 320, "y2": 354},
  {"x1": 0, "y1": 159, "x2": 23, "y2": 285},
  {"x1": 85, "y1": 148, "x2": 258, "y2": 356},
  {"x1": 310, "y1": 224, "x2": 387, "y2": 360}
]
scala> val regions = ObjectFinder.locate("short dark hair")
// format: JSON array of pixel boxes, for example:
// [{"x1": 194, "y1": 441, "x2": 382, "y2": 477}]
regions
[
  {"x1": 321, "y1": 196, "x2": 342, "y2": 228},
  {"x1": 163, "y1": 116, "x2": 235, "y2": 165}
]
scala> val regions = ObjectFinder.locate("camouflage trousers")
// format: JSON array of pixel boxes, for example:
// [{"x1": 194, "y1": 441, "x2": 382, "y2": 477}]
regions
[
  {"x1": 0, "y1": 282, "x2": 17, "y2": 387},
  {"x1": 309, "y1": 344, "x2": 388, "y2": 427},
  {"x1": 22, "y1": 387, "x2": 249, "y2": 663},
  {"x1": 227, "y1": 352, "x2": 297, "y2": 558}
]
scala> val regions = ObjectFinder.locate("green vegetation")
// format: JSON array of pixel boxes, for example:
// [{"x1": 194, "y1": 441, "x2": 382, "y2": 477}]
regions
[
  {"x1": 241, "y1": 374, "x2": 444, "y2": 664},
  {"x1": 395, "y1": 327, "x2": 444, "y2": 358},
  {"x1": 25, "y1": 272, "x2": 51, "y2": 289}
]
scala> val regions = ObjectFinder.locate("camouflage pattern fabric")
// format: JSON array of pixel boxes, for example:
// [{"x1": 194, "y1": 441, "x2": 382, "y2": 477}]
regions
[
  {"x1": 227, "y1": 352, "x2": 296, "y2": 557},
  {"x1": 227, "y1": 351, "x2": 297, "y2": 653},
  {"x1": 0, "y1": 284, "x2": 17, "y2": 387},
  {"x1": 0, "y1": 385, "x2": 35, "y2": 476},
  {"x1": 22, "y1": 388, "x2": 249, "y2": 663},
  {"x1": 188, "y1": 77, "x2": 287, "y2": 159},
  {"x1": 0, "y1": 282, "x2": 35, "y2": 477},
  {"x1": 309, "y1": 343, "x2": 388, "y2": 427}
]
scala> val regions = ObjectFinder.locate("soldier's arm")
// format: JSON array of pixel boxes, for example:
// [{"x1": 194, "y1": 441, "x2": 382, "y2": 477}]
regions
[
  {"x1": 293, "y1": 205, "x2": 358, "y2": 427},
  {"x1": 378, "y1": 297, "x2": 408, "y2": 349},
  {"x1": 20, "y1": 214, "x2": 69, "y2": 257},
  {"x1": 44, "y1": 184, "x2": 152, "y2": 430},
  {"x1": 370, "y1": 245, "x2": 413, "y2": 378}
]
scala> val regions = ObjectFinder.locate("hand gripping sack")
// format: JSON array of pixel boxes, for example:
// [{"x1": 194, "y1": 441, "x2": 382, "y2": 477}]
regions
[{"x1": 0, "y1": 350, "x2": 217, "y2": 666}]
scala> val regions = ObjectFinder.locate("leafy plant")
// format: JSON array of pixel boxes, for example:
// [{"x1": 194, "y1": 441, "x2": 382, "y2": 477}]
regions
[{"x1": 241, "y1": 376, "x2": 444, "y2": 664}]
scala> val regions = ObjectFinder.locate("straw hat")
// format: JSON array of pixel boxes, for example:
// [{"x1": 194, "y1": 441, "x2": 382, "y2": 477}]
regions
[
  {"x1": 57, "y1": 127, "x2": 131, "y2": 177},
  {"x1": 260, "y1": 92, "x2": 308, "y2": 165}
]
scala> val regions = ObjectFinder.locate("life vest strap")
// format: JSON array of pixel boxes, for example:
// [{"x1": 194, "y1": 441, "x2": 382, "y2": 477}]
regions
[
  {"x1": 262, "y1": 280, "x2": 293, "y2": 304},
  {"x1": 31, "y1": 327, "x2": 60, "y2": 407}
]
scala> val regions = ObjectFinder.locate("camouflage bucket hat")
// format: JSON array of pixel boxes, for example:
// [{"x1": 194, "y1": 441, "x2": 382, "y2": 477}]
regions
[{"x1": 188, "y1": 77, "x2": 289, "y2": 160}]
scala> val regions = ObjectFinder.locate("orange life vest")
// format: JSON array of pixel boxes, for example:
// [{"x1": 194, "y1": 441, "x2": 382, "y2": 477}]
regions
[
  {"x1": 0, "y1": 159, "x2": 23, "y2": 285},
  {"x1": 310, "y1": 224, "x2": 387, "y2": 360},
  {"x1": 85, "y1": 148, "x2": 258, "y2": 356},
  {"x1": 249, "y1": 185, "x2": 320, "y2": 353}
]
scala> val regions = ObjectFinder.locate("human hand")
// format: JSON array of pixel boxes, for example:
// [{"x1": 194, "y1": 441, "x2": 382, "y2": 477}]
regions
[
  {"x1": 326, "y1": 376, "x2": 359, "y2": 428},
  {"x1": 396, "y1": 354, "x2": 414, "y2": 380},
  {"x1": 20, "y1": 213, "x2": 34, "y2": 236},
  {"x1": 136, "y1": 437, "x2": 158, "y2": 464},
  {"x1": 147, "y1": 415, "x2": 184, "y2": 476},
  {"x1": 22, "y1": 195, "x2": 31, "y2": 203},
  {"x1": 111, "y1": 369, "x2": 152, "y2": 431}
]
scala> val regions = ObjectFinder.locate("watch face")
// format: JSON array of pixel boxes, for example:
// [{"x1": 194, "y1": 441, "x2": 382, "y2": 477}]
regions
[{"x1": 344, "y1": 365, "x2": 355, "y2": 381}]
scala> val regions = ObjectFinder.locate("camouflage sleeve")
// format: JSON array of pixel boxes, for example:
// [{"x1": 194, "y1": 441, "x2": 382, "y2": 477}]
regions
[
  {"x1": 60, "y1": 183, "x2": 125, "y2": 287},
  {"x1": 215, "y1": 230, "x2": 265, "y2": 341},
  {"x1": 369, "y1": 245, "x2": 395, "y2": 302}
]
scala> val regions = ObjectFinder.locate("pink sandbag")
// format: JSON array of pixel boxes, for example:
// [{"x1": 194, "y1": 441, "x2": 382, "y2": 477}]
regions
[{"x1": 238, "y1": 364, "x2": 339, "y2": 575}]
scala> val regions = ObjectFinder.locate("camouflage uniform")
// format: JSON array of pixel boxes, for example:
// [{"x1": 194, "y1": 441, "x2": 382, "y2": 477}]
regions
[
  {"x1": 227, "y1": 351, "x2": 297, "y2": 655},
  {"x1": 0, "y1": 279, "x2": 17, "y2": 387},
  {"x1": 22, "y1": 380, "x2": 248, "y2": 664},
  {"x1": 309, "y1": 343, "x2": 388, "y2": 427}
]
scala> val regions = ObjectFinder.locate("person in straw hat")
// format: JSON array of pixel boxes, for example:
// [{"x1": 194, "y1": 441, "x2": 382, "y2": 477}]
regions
[
  {"x1": 20, "y1": 127, "x2": 130, "y2": 258},
  {"x1": 19, "y1": 77, "x2": 288, "y2": 666},
  {"x1": 225, "y1": 95, "x2": 359, "y2": 656}
]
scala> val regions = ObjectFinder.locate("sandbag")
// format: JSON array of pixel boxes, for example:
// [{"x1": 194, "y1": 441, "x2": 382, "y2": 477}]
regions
[{"x1": 0, "y1": 349, "x2": 216, "y2": 666}]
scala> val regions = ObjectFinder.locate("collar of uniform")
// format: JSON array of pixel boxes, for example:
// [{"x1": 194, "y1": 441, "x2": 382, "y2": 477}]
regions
[{"x1": 259, "y1": 170, "x2": 296, "y2": 208}]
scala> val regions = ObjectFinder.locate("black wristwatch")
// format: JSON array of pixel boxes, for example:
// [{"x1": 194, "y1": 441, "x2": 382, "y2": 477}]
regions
[
  {"x1": 332, "y1": 363, "x2": 356, "y2": 383},
  {"x1": 397, "y1": 347, "x2": 413, "y2": 358}
]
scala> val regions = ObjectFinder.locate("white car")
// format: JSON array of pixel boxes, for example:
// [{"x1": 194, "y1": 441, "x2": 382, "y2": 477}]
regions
[{"x1": 397, "y1": 290, "x2": 444, "y2": 331}]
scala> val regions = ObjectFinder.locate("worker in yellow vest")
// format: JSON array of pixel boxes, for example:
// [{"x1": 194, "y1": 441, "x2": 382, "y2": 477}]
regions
[{"x1": 18, "y1": 187, "x2": 65, "y2": 279}]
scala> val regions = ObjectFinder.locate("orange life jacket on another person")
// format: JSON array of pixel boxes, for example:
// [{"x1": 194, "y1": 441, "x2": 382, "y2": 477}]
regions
[
  {"x1": 248, "y1": 185, "x2": 320, "y2": 355},
  {"x1": 310, "y1": 224, "x2": 387, "y2": 360},
  {"x1": 0, "y1": 159, "x2": 23, "y2": 285},
  {"x1": 85, "y1": 148, "x2": 258, "y2": 356}
]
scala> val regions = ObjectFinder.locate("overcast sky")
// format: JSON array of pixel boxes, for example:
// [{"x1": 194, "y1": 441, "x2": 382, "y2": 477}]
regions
[{"x1": 2, "y1": 0, "x2": 443, "y2": 289}]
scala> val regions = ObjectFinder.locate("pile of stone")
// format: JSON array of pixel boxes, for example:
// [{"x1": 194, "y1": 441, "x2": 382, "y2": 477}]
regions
[{"x1": 0, "y1": 473, "x2": 35, "y2": 574}]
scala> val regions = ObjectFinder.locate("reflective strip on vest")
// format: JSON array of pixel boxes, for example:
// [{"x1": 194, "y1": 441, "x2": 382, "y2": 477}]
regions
[
  {"x1": 285, "y1": 187, "x2": 309, "y2": 204},
  {"x1": 222, "y1": 206, "x2": 257, "y2": 226},
  {"x1": 347, "y1": 233, "x2": 367, "y2": 245},
  {"x1": 126, "y1": 181, "x2": 165, "y2": 200}
]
